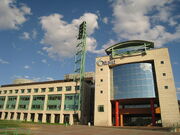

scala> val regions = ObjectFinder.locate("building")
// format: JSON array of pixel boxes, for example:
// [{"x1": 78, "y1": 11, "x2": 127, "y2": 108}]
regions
[
  {"x1": 94, "y1": 40, "x2": 180, "y2": 127},
  {"x1": 0, "y1": 73, "x2": 94, "y2": 125}
]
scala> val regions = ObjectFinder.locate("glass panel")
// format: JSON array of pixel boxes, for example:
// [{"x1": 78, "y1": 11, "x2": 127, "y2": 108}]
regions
[{"x1": 112, "y1": 63, "x2": 156, "y2": 99}]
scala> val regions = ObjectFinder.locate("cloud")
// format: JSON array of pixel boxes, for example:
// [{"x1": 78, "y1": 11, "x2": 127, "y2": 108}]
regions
[
  {"x1": 173, "y1": 62, "x2": 179, "y2": 65},
  {"x1": 40, "y1": 13, "x2": 99, "y2": 59},
  {"x1": 32, "y1": 29, "x2": 37, "y2": 39},
  {"x1": 0, "y1": 58, "x2": 9, "y2": 64},
  {"x1": 41, "y1": 59, "x2": 47, "y2": 63},
  {"x1": 0, "y1": 0, "x2": 31, "y2": 30},
  {"x1": 111, "y1": 0, "x2": 180, "y2": 47},
  {"x1": 102, "y1": 17, "x2": 108, "y2": 24},
  {"x1": 177, "y1": 88, "x2": 180, "y2": 93},
  {"x1": 20, "y1": 29, "x2": 38, "y2": 40},
  {"x1": 24, "y1": 65, "x2": 30, "y2": 69},
  {"x1": 21, "y1": 32, "x2": 30, "y2": 40}
]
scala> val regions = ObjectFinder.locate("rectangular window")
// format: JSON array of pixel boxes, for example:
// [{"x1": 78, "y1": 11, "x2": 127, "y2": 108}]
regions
[
  {"x1": 161, "y1": 61, "x2": 164, "y2": 64},
  {"x1": 66, "y1": 86, "x2": 71, "y2": 91},
  {"x1": 0, "y1": 91, "x2": 1, "y2": 94},
  {"x1": 163, "y1": 73, "x2": 166, "y2": 76},
  {"x1": 21, "y1": 89, "x2": 25, "y2": 93},
  {"x1": 164, "y1": 86, "x2": 168, "y2": 89},
  {"x1": 57, "y1": 87, "x2": 62, "y2": 91},
  {"x1": 27, "y1": 89, "x2": 31, "y2": 93},
  {"x1": 4, "y1": 90, "x2": 7, "y2": 94},
  {"x1": 98, "y1": 105, "x2": 104, "y2": 112},
  {"x1": 34, "y1": 88, "x2": 38, "y2": 93},
  {"x1": 41, "y1": 88, "x2": 46, "y2": 92},
  {"x1": 49, "y1": 87, "x2": 54, "y2": 92},
  {"x1": 9, "y1": 90, "x2": 13, "y2": 94},
  {"x1": 75, "y1": 86, "x2": 80, "y2": 90},
  {"x1": 15, "y1": 90, "x2": 18, "y2": 93}
]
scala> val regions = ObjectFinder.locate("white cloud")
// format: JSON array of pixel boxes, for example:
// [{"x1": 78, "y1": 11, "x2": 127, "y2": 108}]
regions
[
  {"x1": 37, "y1": 50, "x2": 44, "y2": 55},
  {"x1": 102, "y1": 17, "x2": 108, "y2": 24},
  {"x1": 111, "y1": 0, "x2": 180, "y2": 47},
  {"x1": 41, "y1": 59, "x2": 47, "y2": 63},
  {"x1": 40, "y1": 13, "x2": 99, "y2": 59},
  {"x1": 0, "y1": 0, "x2": 31, "y2": 30},
  {"x1": 21, "y1": 32, "x2": 30, "y2": 40},
  {"x1": 0, "y1": 58, "x2": 9, "y2": 64},
  {"x1": 32, "y1": 29, "x2": 37, "y2": 39},
  {"x1": 24, "y1": 65, "x2": 30, "y2": 69},
  {"x1": 46, "y1": 77, "x2": 54, "y2": 81}
]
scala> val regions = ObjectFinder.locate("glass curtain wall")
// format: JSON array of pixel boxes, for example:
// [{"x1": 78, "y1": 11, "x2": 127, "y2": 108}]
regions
[{"x1": 112, "y1": 63, "x2": 156, "y2": 99}]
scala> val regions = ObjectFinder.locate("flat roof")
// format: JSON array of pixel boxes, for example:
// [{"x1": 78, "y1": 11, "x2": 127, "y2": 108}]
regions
[{"x1": 1, "y1": 78, "x2": 93, "y2": 88}]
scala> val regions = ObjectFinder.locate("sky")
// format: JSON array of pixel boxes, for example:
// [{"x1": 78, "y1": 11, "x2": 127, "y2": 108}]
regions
[{"x1": 0, "y1": 0, "x2": 180, "y2": 98}]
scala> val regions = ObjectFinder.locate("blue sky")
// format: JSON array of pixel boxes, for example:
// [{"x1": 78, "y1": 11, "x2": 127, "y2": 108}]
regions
[{"x1": 0, "y1": 0, "x2": 180, "y2": 98}]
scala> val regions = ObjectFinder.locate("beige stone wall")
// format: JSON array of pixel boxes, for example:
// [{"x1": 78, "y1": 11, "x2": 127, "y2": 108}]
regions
[{"x1": 94, "y1": 48, "x2": 180, "y2": 127}]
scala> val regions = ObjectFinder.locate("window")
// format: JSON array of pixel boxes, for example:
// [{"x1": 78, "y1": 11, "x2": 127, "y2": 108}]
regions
[
  {"x1": 161, "y1": 61, "x2": 164, "y2": 64},
  {"x1": 9, "y1": 90, "x2": 12, "y2": 94},
  {"x1": 98, "y1": 105, "x2": 104, "y2": 112},
  {"x1": 49, "y1": 87, "x2": 54, "y2": 92},
  {"x1": 65, "y1": 95, "x2": 73, "y2": 100},
  {"x1": 27, "y1": 89, "x2": 31, "y2": 93},
  {"x1": 100, "y1": 79, "x2": 103, "y2": 82},
  {"x1": 21, "y1": 89, "x2": 25, "y2": 93},
  {"x1": 34, "y1": 88, "x2": 38, "y2": 93},
  {"x1": 164, "y1": 86, "x2": 168, "y2": 89},
  {"x1": 75, "y1": 86, "x2": 80, "y2": 90},
  {"x1": 100, "y1": 68, "x2": 103, "y2": 71},
  {"x1": 15, "y1": 89, "x2": 18, "y2": 93},
  {"x1": 4, "y1": 90, "x2": 7, "y2": 94},
  {"x1": 66, "y1": 86, "x2": 72, "y2": 91},
  {"x1": 163, "y1": 73, "x2": 166, "y2": 76},
  {"x1": 57, "y1": 87, "x2": 62, "y2": 91},
  {"x1": 100, "y1": 90, "x2": 103, "y2": 94},
  {"x1": 41, "y1": 88, "x2": 46, "y2": 92},
  {"x1": 0, "y1": 91, "x2": 1, "y2": 94}
]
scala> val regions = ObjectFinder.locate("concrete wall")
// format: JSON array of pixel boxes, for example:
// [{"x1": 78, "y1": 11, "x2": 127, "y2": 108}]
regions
[{"x1": 94, "y1": 48, "x2": 180, "y2": 127}]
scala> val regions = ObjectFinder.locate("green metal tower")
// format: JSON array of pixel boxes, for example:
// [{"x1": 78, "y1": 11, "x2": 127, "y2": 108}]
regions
[{"x1": 74, "y1": 21, "x2": 87, "y2": 116}]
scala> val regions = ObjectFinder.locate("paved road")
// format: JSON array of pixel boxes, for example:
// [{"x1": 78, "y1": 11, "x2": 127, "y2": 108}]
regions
[{"x1": 24, "y1": 124, "x2": 180, "y2": 135}]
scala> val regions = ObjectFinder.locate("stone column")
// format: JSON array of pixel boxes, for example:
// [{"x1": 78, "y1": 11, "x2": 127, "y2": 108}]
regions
[
  {"x1": 28, "y1": 95, "x2": 33, "y2": 111},
  {"x1": 43, "y1": 95, "x2": 48, "y2": 111},
  {"x1": 1, "y1": 112, "x2": 5, "y2": 120},
  {"x1": 13, "y1": 112, "x2": 17, "y2": 120},
  {"x1": 3, "y1": 96, "x2": 8, "y2": 110},
  {"x1": 69, "y1": 114, "x2": 73, "y2": 125},
  {"x1": 20, "y1": 113, "x2": 24, "y2": 121},
  {"x1": 60, "y1": 114, "x2": 64, "y2": 124},
  {"x1": 42, "y1": 113, "x2": 46, "y2": 123},
  {"x1": 51, "y1": 114, "x2": 55, "y2": 123},
  {"x1": 7, "y1": 112, "x2": 11, "y2": 120},
  {"x1": 15, "y1": 96, "x2": 20, "y2": 110},
  {"x1": 27, "y1": 113, "x2": 31, "y2": 121},
  {"x1": 34, "y1": 113, "x2": 38, "y2": 122}
]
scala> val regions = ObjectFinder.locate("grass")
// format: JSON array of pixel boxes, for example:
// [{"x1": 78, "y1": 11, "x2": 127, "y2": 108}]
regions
[{"x1": 0, "y1": 120, "x2": 20, "y2": 129}]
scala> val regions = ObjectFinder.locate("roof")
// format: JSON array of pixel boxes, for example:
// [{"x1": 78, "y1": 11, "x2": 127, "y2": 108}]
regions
[
  {"x1": 105, "y1": 40, "x2": 154, "y2": 55},
  {"x1": 1, "y1": 77, "x2": 93, "y2": 88}
]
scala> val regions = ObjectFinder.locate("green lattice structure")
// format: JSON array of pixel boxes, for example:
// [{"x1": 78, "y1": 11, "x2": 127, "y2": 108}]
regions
[
  {"x1": 6, "y1": 96, "x2": 17, "y2": 110},
  {"x1": 105, "y1": 40, "x2": 154, "y2": 58},
  {"x1": 64, "y1": 94, "x2": 79, "y2": 111},
  {"x1": 31, "y1": 95, "x2": 45, "y2": 110},
  {"x1": 47, "y1": 94, "x2": 62, "y2": 110},
  {"x1": 74, "y1": 21, "x2": 87, "y2": 111},
  {"x1": 18, "y1": 96, "x2": 30, "y2": 110},
  {"x1": 0, "y1": 96, "x2": 5, "y2": 109}
]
